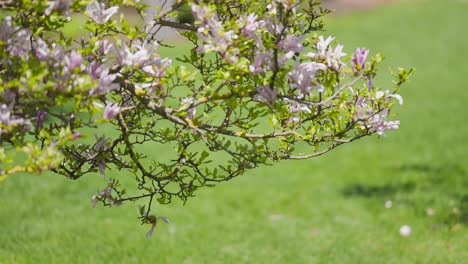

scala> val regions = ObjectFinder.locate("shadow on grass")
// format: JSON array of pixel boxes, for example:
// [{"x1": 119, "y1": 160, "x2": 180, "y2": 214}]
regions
[
  {"x1": 342, "y1": 182, "x2": 416, "y2": 197},
  {"x1": 342, "y1": 162, "x2": 468, "y2": 224}
]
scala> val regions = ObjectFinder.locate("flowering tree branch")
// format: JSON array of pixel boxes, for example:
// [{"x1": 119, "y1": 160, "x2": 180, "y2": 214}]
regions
[{"x1": 0, "y1": 0, "x2": 413, "y2": 235}]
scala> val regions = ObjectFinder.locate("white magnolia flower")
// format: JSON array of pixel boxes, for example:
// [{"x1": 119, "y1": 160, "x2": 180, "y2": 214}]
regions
[
  {"x1": 389, "y1": 94, "x2": 404, "y2": 105},
  {"x1": 376, "y1": 90, "x2": 404, "y2": 105},
  {"x1": 266, "y1": 2, "x2": 278, "y2": 16},
  {"x1": 325, "y1": 44, "x2": 346, "y2": 70},
  {"x1": 307, "y1": 36, "x2": 335, "y2": 59}
]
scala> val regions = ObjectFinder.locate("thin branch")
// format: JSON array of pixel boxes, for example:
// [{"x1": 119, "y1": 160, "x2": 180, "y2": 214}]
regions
[{"x1": 155, "y1": 19, "x2": 197, "y2": 31}]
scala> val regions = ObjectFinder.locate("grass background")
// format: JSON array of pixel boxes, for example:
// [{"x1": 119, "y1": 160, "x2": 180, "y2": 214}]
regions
[{"x1": 1, "y1": 0, "x2": 467, "y2": 263}]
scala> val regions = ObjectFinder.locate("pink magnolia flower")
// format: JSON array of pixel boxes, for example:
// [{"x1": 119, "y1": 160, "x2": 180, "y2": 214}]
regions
[
  {"x1": 0, "y1": 16, "x2": 14, "y2": 42},
  {"x1": 49, "y1": 43, "x2": 66, "y2": 62},
  {"x1": 109, "y1": 40, "x2": 172, "y2": 76},
  {"x1": 285, "y1": 98, "x2": 311, "y2": 114},
  {"x1": 89, "y1": 66, "x2": 119, "y2": 95},
  {"x1": 45, "y1": 0, "x2": 72, "y2": 16},
  {"x1": 87, "y1": 61, "x2": 101, "y2": 79},
  {"x1": 94, "y1": 135, "x2": 109, "y2": 151},
  {"x1": 71, "y1": 132, "x2": 81, "y2": 140},
  {"x1": 1, "y1": 16, "x2": 32, "y2": 59},
  {"x1": 278, "y1": 35, "x2": 305, "y2": 54},
  {"x1": 33, "y1": 38, "x2": 66, "y2": 66},
  {"x1": 103, "y1": 102, "x2": 121, "y2": 120},
  {"x1": 142, "y1": 57, "x2": 172, "y2": 78},
  {"x1": 33, "y1": 38, "x2": 51, "y2": 61},
  {"x1": 98, "y1": 159, "x2": 106, "y2": 176},
  {"x1": 86, "y1": 1, "x2": 119, "y2": 24},
  {"x1": 98, "y1": 68, "x2": 119, "y2": 94},
  {"x1": 238, "y1": 13, "x2": 265, "y2": 38},
  {"x1": 112, "y1": 42, "x2": 160, "y2": 68},
  {"x1": 288, "y1": 61, "x2": 327, "y2": 95},
  {"x1": 266, "y1": 19, "x2": 284, "y2": 35},
  {"x1": 91, "y1": 185, "x2": 113, "y2": 208},
  {"x1": 283, "y1": 98, "x2": 311, "y2": 123},
  {"x1": 65, "y1": 51, "x2": 82, "y2": 70},
  {"x1": 367, "y1": 76, "x2": 374, "y2": 90},
  {"x1": 97, "y1": 39, "x2": 111, "y2": 55},
  {"x1": 369, "y1": 109, "x2": 400, "y2": 136},
  {"x1": 254, "y1": 86, "x2": 278, "y2": 105},
  {"x1": 196, "y1": 24, "x2": 237, "y2": 54},
  {"x1": 351, "y1": 48, "x2": 369, "y2": 73},
  {"x1": 356, "y1": 97, "x2": 373, "y2": 120},
  {"x1": 308, "y1": 36, "x2": 346, "y2": 70},
  {"x1": 36, "y1": 111, "x2": 47, "y2": 129},
  {"x1": 146, "y1": 215, "x2": 170, "y2": 238},
  {"x1": 8, "y1": 29, "x2": 32, "y2": 59},
  {"x1": 145, "y1": 215, "x2": 158, "y2": 238},
  {"x1": 356, "y1": 98, "x2": 400, "y2": 135},
  {"x1": 249, "y1": 50, "x2": 273, "y2": 75}
]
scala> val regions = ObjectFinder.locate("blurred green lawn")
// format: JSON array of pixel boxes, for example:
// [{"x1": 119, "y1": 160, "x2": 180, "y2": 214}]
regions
[{"x1": 1, "y1": 0, "x2": 467, "y2": 263}]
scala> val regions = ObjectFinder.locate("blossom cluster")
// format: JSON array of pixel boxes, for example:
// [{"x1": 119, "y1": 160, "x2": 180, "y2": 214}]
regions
[
  {"x1": 1, "y1": 1, "x2": 172, "y2": 117},
  {"x1": 0, "y1": 16, "x2": 32, "y2": 59},
  {"x1": 192, "y1": 5, "x2": 239, "y2": 63},
  {"x1": 191, "y1": 2, "x2": 401, "y2": 133}
]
